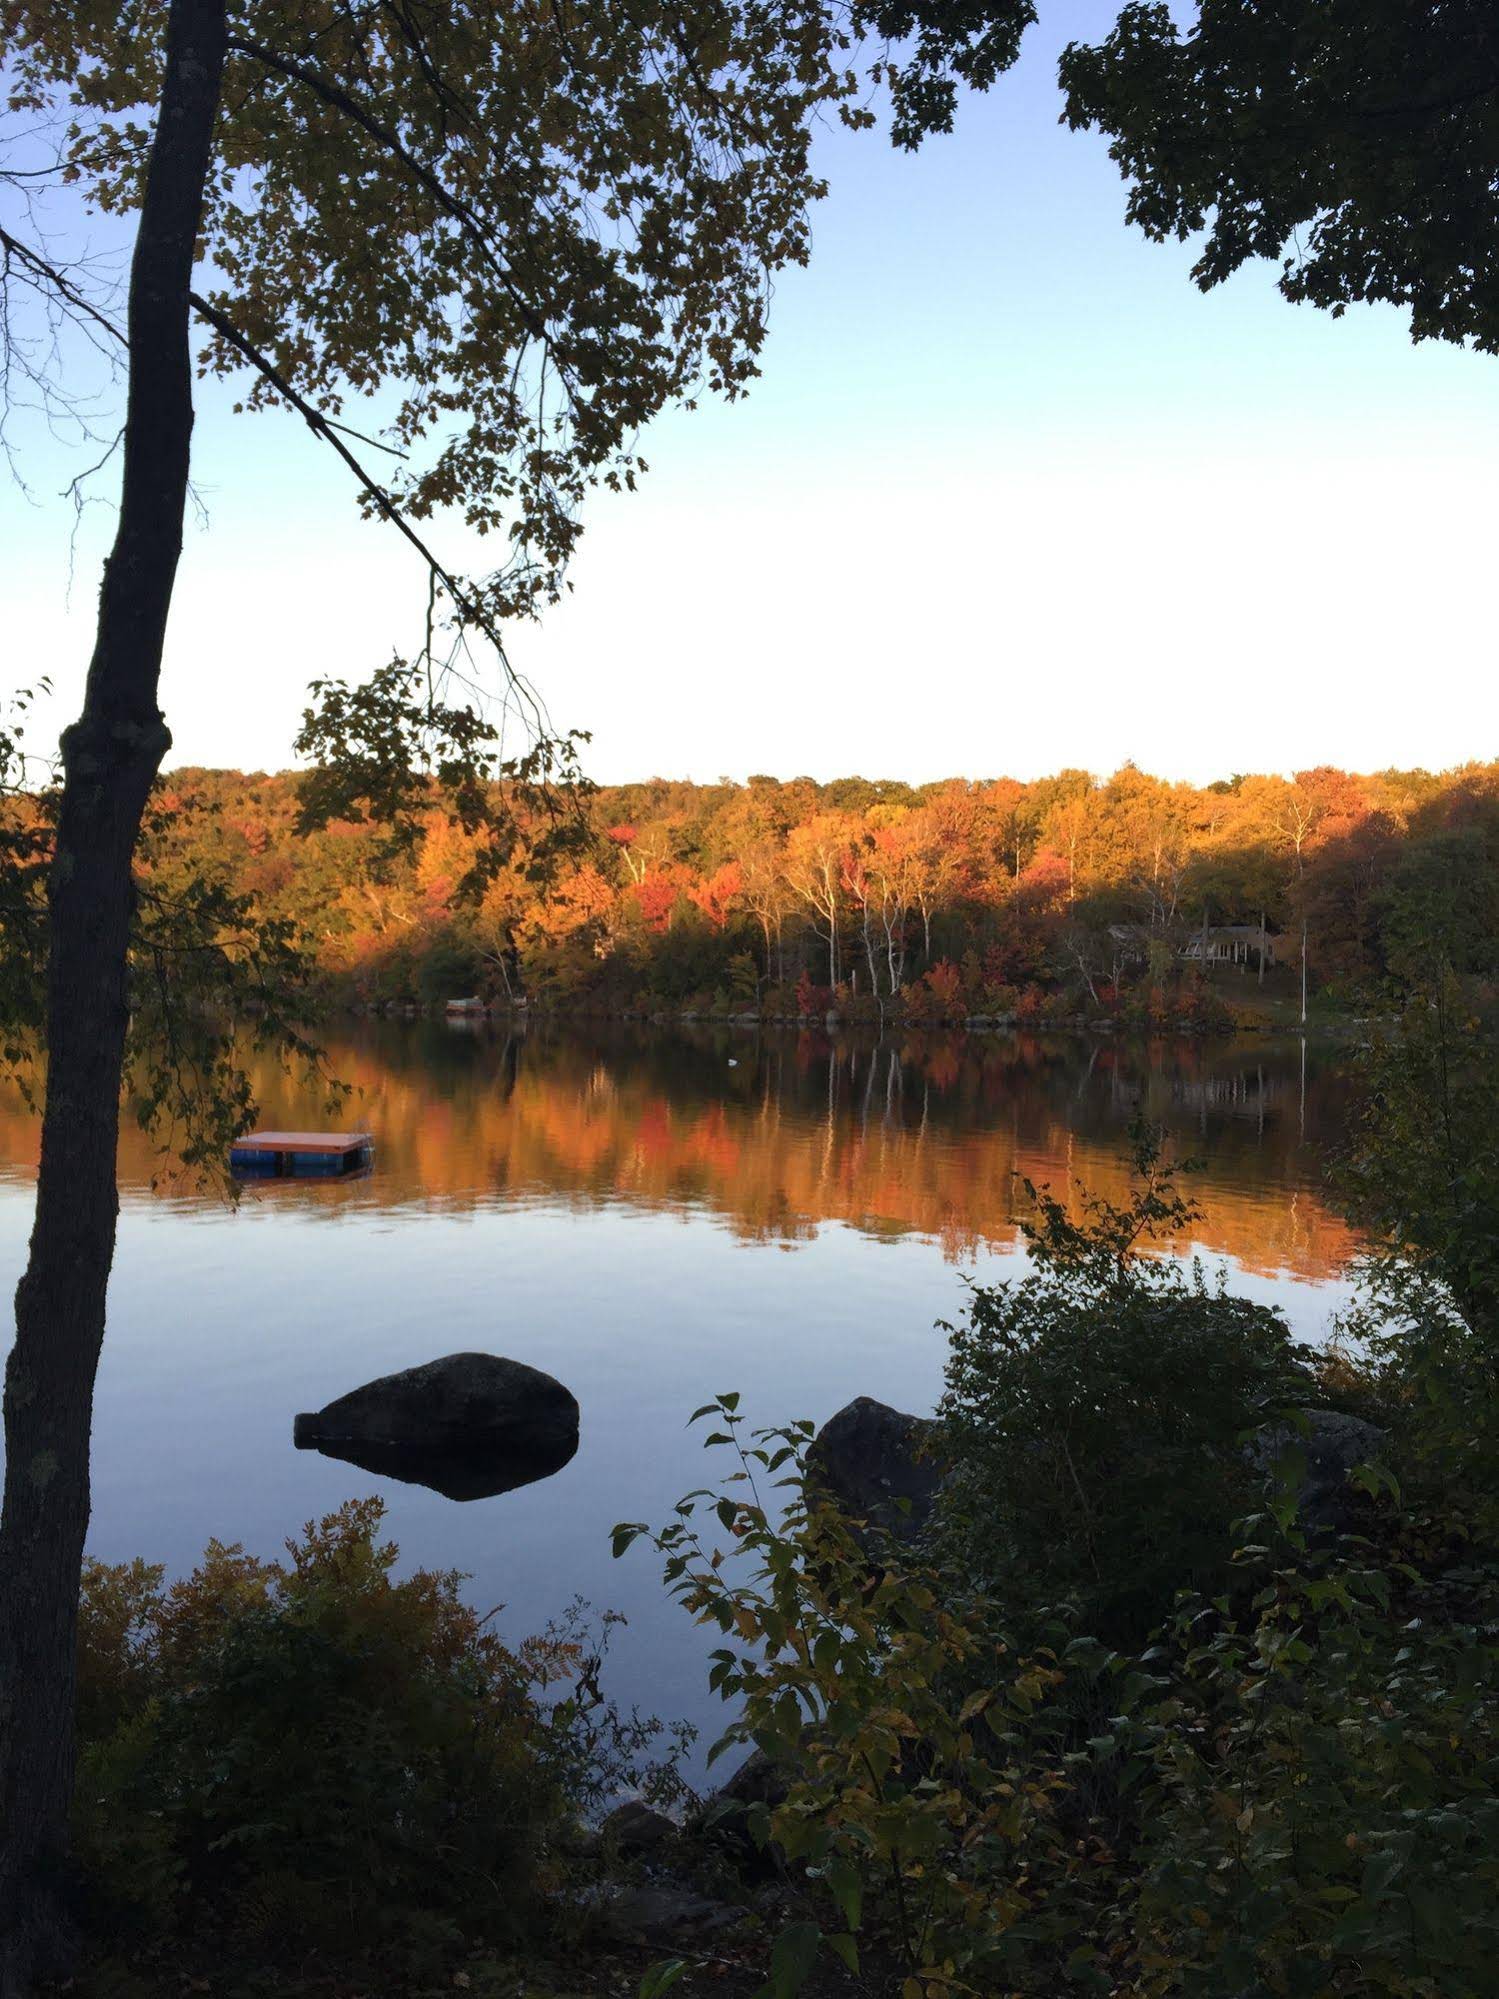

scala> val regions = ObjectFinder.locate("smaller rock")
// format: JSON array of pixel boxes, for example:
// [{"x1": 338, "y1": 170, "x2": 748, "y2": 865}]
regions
[
  {"x1": 808, "y1": 1396, "x2": 941, "y2": 1542},
  {"x1": 601, "y1": 1800, "x2": 677, "y2": 1856},
  {"x1": 688, "y1": 1747, "x2": 789, "y2": 1847},
  {"x1": 1248, "y1": 1408, "x2": 1387, "y2": 1536},
  {"x1": 713, "y1": 1747, "x2": 786, "y2": 1813},
  {"x1": 600, "y1": 1883, "x2": 746, "y2": 1944}
]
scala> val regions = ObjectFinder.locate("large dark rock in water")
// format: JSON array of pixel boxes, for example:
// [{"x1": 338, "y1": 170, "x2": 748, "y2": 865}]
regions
[
  {"x1": 807, "y1": 1396, "x2": 941, "y2": 1542},
  {"x1": 294, "y1": 1351, "x2": 579, "y2": 1502}
]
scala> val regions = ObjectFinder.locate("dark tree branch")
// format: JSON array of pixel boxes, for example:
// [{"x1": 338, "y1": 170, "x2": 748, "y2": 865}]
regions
[
  {"x1": 187, "y1": 287, "x2": 537, "y2": 723},
  {"x1": 0, "y1": 224, "x2": 126, "y2": 350},
  {"x1": 375, "y1": 0, "x2": 475, "y2": 137}
]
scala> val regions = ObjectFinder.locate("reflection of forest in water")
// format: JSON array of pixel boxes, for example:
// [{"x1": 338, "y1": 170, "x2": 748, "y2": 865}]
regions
[{"x1": 0, "y1": 1024, "x2": 1360, "y2": 1280}]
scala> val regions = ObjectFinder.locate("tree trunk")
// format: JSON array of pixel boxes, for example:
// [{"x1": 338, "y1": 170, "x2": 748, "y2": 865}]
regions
[
  {"x1": 0, "y1": 4, "x2": 226, "y2": 1988},
  {"x1": 1300, "y1": 918, "x2": 1309, "y2": 1026}
]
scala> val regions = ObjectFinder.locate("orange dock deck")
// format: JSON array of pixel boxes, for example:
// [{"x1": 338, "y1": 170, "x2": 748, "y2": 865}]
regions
[{"x1": 236, "y1": 1131, "x2": 373, "y2": 1154}]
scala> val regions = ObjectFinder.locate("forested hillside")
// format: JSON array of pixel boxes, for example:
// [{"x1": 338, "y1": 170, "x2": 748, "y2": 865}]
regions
[{"x1": 118, "y1": 759, "x2": 1499, "y2": 1022}]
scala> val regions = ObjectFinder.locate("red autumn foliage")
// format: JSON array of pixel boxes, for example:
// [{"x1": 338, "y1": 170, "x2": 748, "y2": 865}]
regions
[
  {"x1": 687, "y1": 861, "x2": 743, "y2": 930},
  {"x1": 634, "y1": 869, "x2": 681, "y2": 932}
]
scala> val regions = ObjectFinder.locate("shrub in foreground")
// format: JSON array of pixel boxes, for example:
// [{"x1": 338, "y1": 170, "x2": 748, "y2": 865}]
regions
[
  {"x1": 935, "y1": 1127, "x2": 1318, "y2": 1642},
  {"x1": 616, "y1": 1402, "x2": 1113, "y2": 1998},
  {"x1": 621, "y1": 1101, "x2": 1499, "y2": 1996},
  {"x1": 1127, "y1": 1536, "x2": 1499, "y2": 1997},
  {"x1": 624, "y1": 1404, "x2": 1499, "y2": 1998},
  {"x1": 75, "y1": 1499, "x2": 666, "y2": 1975}
]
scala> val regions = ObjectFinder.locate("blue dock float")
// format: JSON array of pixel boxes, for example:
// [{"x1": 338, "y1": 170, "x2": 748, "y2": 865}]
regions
[{"x1": 229, "y1": 1131, "x2": 375, "y2": 1179}]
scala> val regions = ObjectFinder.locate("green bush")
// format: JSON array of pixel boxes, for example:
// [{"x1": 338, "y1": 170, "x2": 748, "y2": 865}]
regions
[
  {"x1": 75, "y1": 1499, "x2": 672, "y2": 1974},
  {"x1": 725, "y1": 952, "x2": 761, "y2": 1004},
  {"x1": 934, "y1": 1129, "x2": 1316, "y2": 1641},
  {"x1": 615, "y1": 1402, "x2": 1116, "y2": 1999},
  {"x1": 413, "y1": 928, "x2": 487, "y2": 1004},
  {"x1": 626, "y1": 1393, "x2": 1499, "y2": 1999},
  {"x1": 1121, "y1": 1538, "x2": 1499, "y2": 1997},
  {"x1": 1334, "y1": 978, "x2": 1499, "y2": 1537},
  {"x1": 621, "y1": 1090, "x2": 1499, "y2": 1998}
]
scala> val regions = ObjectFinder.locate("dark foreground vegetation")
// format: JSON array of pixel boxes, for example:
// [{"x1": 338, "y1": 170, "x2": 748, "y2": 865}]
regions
[{"x1": 63, "y1": 980, "x2": 1499, "y2": 1999}]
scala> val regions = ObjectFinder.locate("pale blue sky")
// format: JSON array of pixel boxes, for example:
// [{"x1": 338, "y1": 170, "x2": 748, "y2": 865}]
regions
[{"x1": 5, "y1": 1, "x2": 1497, "y2": 784}]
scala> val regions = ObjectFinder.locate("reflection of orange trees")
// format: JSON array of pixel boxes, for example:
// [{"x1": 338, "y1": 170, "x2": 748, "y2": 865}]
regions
[{"x1": 0, "y1": 1030, "x2": 1360, "y2": 1281}]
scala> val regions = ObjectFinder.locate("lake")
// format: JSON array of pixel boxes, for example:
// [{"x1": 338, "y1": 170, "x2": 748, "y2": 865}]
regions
[{"x1": 0, "y1": 1022, "x2": 1363, "y2": 1770}]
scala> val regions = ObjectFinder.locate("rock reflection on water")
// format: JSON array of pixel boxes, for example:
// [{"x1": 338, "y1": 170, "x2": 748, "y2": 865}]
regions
[{"x1": 298, "y1": 1431, "x2": 579, "y2": 1502}]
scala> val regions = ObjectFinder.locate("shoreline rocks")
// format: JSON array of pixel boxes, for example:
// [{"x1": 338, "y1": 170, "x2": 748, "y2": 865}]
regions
[
  {"x1": 807, "y1": 1395, "x2": 1389, "y2": 1548},
  {"x1": 808, "y1": 1395, "x2": 942, "y2": 1543},
  {"x1": 1247, "y1": 1407, "x2": 1387, "y2": 1535},
  {"x1": 597, "y1": 1882, "x2": 747, "y2": 1945},
  {"x1": 600, "y1": 1800, "x2": 677, "y2": 1856}
]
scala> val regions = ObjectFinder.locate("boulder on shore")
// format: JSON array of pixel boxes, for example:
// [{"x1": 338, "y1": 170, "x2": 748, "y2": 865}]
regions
[
  {"x1": 807, "y1": 1396, "x2": 941, "y2": 1543},
  {"x1": 1247, "y1": 1407, "x2": 1387, "y2": 1536},
  {"x1": 685, "y1": 1746, "x2": 794, "y2": 1867},
  {"x1": 690, "y1": 1746, "x2": 787, "y2": 1835},
  {"x1": 806, "y1": 1394, "x2": 1389, "y2": 1549},
  {"x1": 598, "y1": 1882, "x2": 747, "y2": 1944},
  {"x1": 293, "y1": 1351, "x2": 579, "y2": 1502},
  {"x1": 601, "y1": 1799, "x2": 678, "y2": 1856}
]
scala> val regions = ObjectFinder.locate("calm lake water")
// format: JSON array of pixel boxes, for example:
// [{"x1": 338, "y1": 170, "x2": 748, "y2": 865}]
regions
[{"x1": 0, "y1": 1022, "x2": 1363, "y2": 1767}]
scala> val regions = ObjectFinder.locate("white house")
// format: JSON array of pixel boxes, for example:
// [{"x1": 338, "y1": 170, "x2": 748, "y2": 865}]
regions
[{"x1": 1181, "y1": 924, "x2": 1277, "y2": 969}]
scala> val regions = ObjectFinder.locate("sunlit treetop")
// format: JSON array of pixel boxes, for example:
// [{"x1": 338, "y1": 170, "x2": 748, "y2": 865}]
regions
[{"x1": 1060, "y1": 0, "x2": 1499, "y2": 351}]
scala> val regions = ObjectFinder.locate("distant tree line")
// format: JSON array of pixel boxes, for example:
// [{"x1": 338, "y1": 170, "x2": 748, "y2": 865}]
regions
[{"x1": 33, "y1": 756, "x2": 1494, "y2": 1025}]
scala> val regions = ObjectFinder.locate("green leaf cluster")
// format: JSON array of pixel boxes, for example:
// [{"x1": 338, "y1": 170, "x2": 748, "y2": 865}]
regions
[{"x1": 1059, "y1": 0, "x2": 1499, "y2": 352}]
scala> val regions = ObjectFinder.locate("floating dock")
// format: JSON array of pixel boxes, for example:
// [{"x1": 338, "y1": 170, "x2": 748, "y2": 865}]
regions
[{"x1": 229, "y1": 1131, "x2": 375, "y2": 1178}]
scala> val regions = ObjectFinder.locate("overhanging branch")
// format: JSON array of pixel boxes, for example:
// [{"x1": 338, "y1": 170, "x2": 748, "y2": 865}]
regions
[
  {"x1": 187, "y1": 286, "x2": 539, "y2": 726},
  {"x1": 0, "y1": 222, "x2": 126, "y2": 349}
]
